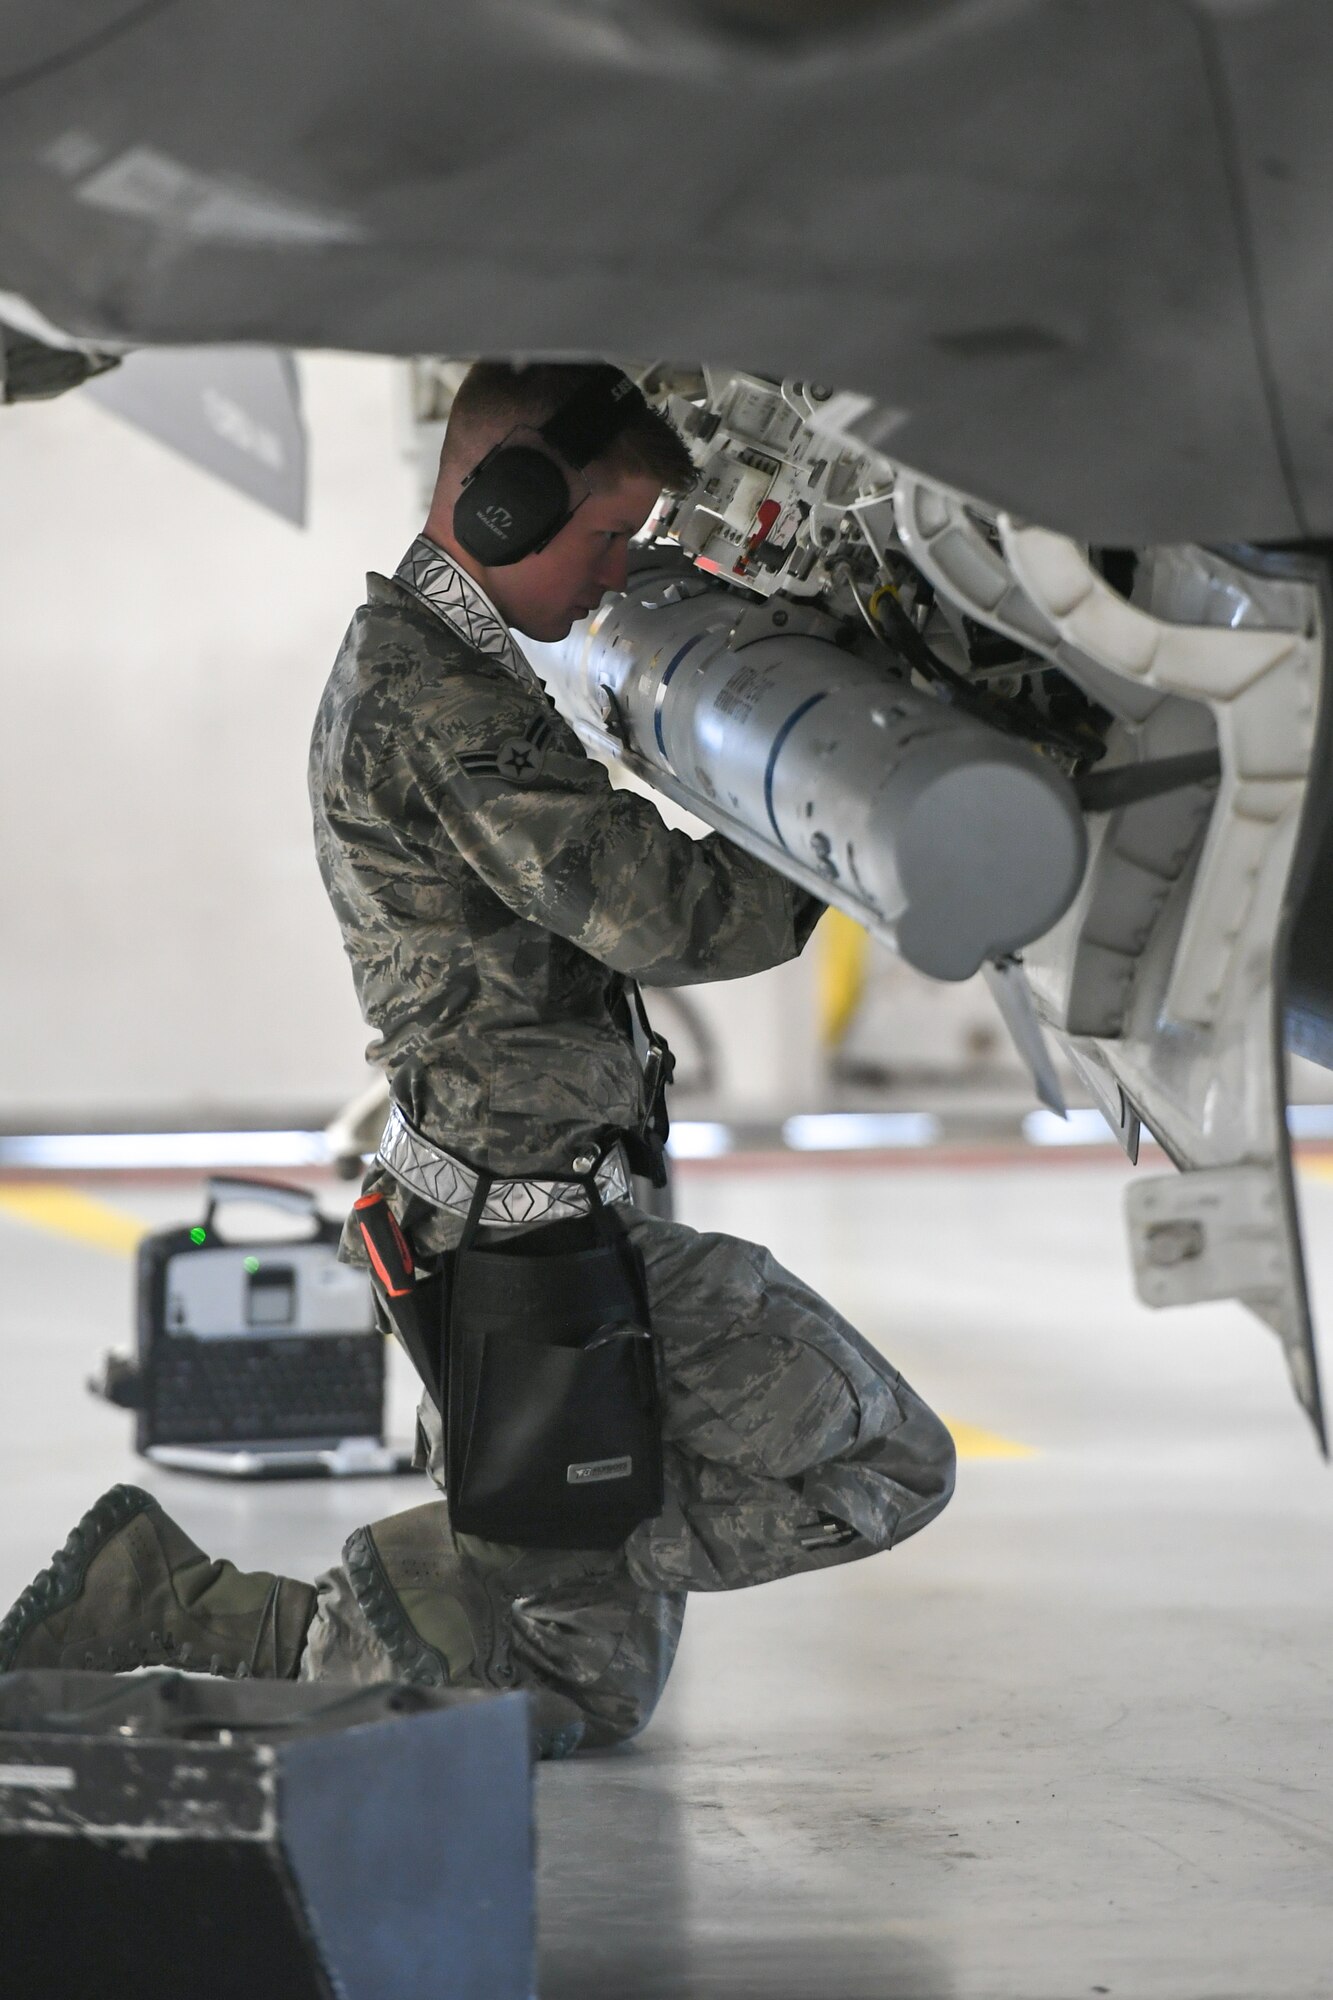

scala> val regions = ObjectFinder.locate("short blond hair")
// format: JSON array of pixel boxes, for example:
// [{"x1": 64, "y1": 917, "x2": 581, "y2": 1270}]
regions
[{"x1": 445, "y1": 361, "x2": 696, "y2": 493}]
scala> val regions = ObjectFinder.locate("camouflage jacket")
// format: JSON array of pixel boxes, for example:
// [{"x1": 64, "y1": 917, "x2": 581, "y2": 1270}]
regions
[{"x1": 310, "y1": 538, "x2": 821, "y2": 1198}]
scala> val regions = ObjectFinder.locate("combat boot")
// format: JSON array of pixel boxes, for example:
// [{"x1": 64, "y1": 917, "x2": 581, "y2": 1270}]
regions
[
  {"x1": 342, "y1": 1501, "x2": 585, "y2": 1759},
  {"x1": 0, "y1": 1484, "x2": 316, "y2": 1679}
]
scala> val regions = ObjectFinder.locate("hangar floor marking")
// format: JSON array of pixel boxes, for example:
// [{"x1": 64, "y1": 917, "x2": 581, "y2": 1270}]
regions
[{"x1": 0, "y1": 1184, "x2": 145, "y2": 1257}]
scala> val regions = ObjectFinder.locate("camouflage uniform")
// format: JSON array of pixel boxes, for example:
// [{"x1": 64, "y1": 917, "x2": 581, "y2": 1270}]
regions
[{"x1": 304, "y1": 539, "x2": 955, "y2": 1739}]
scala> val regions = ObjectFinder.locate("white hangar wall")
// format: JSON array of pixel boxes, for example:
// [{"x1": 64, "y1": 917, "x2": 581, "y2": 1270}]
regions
[{"x1": 0, "y1": 353, "x2": 414, "y2": 1127}]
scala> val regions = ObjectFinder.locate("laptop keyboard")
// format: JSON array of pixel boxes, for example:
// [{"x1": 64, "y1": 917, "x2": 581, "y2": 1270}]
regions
[{"x1": 149, "y1": 1335, "x2": 384, "y2": 1444}]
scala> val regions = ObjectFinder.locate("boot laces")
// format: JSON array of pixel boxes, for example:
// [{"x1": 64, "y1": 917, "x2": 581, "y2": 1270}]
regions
[
  {"x1": 80, "y1": 1630, "x2": 171, "y2": 1673},
  {"x1": 83, "y1": 1636, "x2": 253, "y2": 1680}
]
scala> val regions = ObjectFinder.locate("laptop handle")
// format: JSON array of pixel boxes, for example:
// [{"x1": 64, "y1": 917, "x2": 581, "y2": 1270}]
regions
[{"x1": 203, "y1": 1176, "x2": 321, "y2": 1232}]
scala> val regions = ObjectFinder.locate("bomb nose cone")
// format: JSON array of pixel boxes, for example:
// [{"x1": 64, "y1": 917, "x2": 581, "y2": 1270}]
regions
[{"x1": 881, "y1": 745, "x2": 1089, "y2": 980}]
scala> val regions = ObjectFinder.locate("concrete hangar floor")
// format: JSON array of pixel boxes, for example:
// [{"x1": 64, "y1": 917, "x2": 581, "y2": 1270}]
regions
[{"x1": 2, "y1": 1143, "x2": 1331, "y2": 2000}]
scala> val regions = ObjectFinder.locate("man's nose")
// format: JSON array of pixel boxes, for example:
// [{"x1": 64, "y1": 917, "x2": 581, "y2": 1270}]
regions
[{"x1": 597, "y1": 543, "x2": 630, "y2": 592}]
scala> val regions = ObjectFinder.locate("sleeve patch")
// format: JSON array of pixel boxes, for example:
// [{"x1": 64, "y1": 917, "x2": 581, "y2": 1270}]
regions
[{"x1": 455, "y1": 714, "x2": 554, "y2": 785}]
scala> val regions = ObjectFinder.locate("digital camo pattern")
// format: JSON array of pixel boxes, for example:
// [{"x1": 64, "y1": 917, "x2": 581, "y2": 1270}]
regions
[
  {"x1": 302, "y1": 1204, "x2": 955, "y2": 1742},
  {"x1": 377, "y1": 1101, "x2": 632, "y2": 1223},
  {"x1": 309, "y1": 550, "x2": 822, "y2": 1192},
  {"x1": 301, "y1": 1513, "x2": 684, "y2": 1749}
]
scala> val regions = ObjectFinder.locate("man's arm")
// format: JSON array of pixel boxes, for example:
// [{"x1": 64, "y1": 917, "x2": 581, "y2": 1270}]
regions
[{"x1": 375, "y1": 678, "x2": 823, "y2": 985}]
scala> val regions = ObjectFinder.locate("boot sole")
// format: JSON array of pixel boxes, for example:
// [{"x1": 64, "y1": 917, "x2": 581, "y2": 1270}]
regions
[
  {"x1": 343, "y1": 1525, "x2": 451, "y2": 1689},
  {"x1": 0, "y1": 1484, "x2": 157, "y2": 1673}
]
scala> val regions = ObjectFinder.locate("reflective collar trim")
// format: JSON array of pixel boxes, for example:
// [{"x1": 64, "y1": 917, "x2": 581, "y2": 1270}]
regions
[{"x1": 394, "y1": 536, "x2": 536, "y2": 687}]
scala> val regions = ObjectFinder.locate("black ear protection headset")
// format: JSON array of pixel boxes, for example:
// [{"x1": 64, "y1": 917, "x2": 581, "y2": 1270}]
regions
[{"x1": 452, "y1": 365, "x2": 648, "y2": 567}]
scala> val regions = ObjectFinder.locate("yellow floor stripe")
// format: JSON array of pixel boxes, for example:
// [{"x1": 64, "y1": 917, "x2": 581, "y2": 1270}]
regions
[
  {"x1": 0, "y1": 1184, "x2": 145, "y2": 1257},
  {"x1": 944, "y1": 1419, "x2": 1038, "y2": 1461}
]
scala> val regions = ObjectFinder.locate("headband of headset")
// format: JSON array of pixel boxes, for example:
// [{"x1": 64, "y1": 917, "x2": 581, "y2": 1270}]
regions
[{"x1": 452, "y1": 366, "x2": 648, "y2": 568}]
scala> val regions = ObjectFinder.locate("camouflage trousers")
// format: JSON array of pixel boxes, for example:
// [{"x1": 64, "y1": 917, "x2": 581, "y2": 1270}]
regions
[{"x1": 300, "y1": 1208, "x2": 955, "y2": 1743}]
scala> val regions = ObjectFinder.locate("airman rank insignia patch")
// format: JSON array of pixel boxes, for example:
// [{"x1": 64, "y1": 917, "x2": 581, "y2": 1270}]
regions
[
  {"x1": 457, "y1": 714, "x2": 553, "y2": 785},
  {"x1": 496, "y1": 736, "x2": 543, "y2": 782}
]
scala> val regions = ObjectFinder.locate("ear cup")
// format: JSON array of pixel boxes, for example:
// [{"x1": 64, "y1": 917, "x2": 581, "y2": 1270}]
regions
[{"x1": 453, "y1": 445, "x2": 572, "y2": 566}]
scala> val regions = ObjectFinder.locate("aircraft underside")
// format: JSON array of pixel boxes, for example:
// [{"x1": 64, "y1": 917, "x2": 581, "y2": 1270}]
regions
[{"x1": 4, "y1": 0, "x2": 1333, "y2": 1438}]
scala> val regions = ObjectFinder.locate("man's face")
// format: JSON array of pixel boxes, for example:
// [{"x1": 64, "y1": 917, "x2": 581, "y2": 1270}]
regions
[{"x1": 480, "y1": 470, "x2": 664, "y2": 642}]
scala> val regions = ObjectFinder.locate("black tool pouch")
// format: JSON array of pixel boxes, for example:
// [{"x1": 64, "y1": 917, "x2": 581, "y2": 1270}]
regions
[{"x1": 442, "y1": 1170, "x2": 663, "y2": 1549}]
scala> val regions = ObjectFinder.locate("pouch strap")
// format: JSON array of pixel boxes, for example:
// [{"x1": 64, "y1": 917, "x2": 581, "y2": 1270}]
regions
[
  {"x1": 458, "y1": 1164, "x2": 618, "y2": 1256},
  {"x1": 457, "y1": 1168, "x2": 495, "y2": 1257},
  {"x1": 580, "y1": 1169, "x2": 619, "y2": 1251},
  {"x1": 630, "y1": 983, "x2": 675, "y2": 1189}
]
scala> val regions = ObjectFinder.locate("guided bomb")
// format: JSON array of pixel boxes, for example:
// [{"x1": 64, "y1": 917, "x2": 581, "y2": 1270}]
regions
[{"x1": 527, "y1": 562, "x2": 1089, "y2": 982}]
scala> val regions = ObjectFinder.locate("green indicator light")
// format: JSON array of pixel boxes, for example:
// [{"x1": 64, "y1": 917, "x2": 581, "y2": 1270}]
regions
[
  {"x1": 243, "y1": 1256, "x2": 260, "y2": 1275},
  {"x1": 189, "y1": 1227, "x2": 207, "y2": 1246}
]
